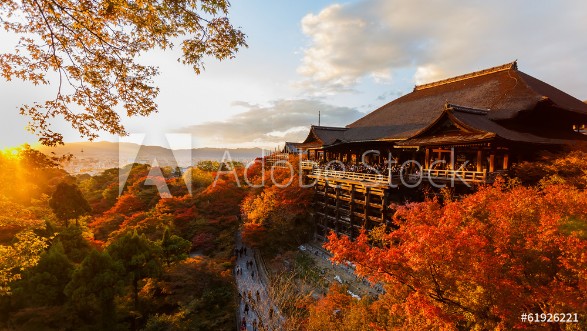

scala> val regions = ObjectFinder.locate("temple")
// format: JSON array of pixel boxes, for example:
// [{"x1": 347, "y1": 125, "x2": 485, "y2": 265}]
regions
[{"x1": 288, "y1": 61, "x2": 587, "y2": 239}]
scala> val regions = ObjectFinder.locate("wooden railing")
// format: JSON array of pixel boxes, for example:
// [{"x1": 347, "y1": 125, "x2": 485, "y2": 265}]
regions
[
  {"x1": 301, "y1": 160, "x2": 317, "y2": 169},
  {"x1": 310, "y1": 168, "x2": 391, "y2": 185},
  {"x1": 419, "y1": 168, "x2": 488, "y2": 183},
  {"x1": 303, "y1": 160, "x2": 497, "y2": 185}
]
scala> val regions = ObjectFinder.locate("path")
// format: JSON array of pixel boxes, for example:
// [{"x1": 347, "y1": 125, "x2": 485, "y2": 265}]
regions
[{"x1": 235, "y1": 233, "x2": 282, "y2": 331}]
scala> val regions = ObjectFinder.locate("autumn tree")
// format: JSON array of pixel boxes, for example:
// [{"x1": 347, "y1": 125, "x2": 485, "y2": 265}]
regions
[
  {"x1": 0, "y1": 229, "x2": 49, "y2": 296},
  {"x1": 49, "y1": 182, "x2": 91, "y2": 227},
  {"x1": 1, "y1": 0, "x2": 247, "y2": 145},
  {"x1": 241, "y1": 171, "x2": 314, "y2": 254},
  {"x1": 307, "y1": 283, "x2": 380, "y2": 331},
  {"x1": 324, "y1": 180, "x2": 587, "y2": 330},
  {"x1": 512, "y1": 146, "x2": 587, "y2": 189},
  {"x1": 107, "y1": 231, "x2": 161, "y2": 309}
]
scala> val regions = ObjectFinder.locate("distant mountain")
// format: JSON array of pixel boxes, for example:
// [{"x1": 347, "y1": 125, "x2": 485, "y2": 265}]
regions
[{"x1": 39, "y1": 141, "x2": 271, "y2": 171}]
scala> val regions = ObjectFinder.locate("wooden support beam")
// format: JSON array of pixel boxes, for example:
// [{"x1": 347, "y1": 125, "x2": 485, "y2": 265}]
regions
[
  {"x1": 503, "y1": 154, "x2": 509, "y2": 170},
  {"x1": 477, "y1": 149, "x2": 483, "y2": 172},
  {"x1": 335, "y1": 186, "x2": 341, "y2": 235},
  {"x1": 349, "y1": 184, "x2": 355, "y2": 240},
  {"x1": 489, "y1": 153, "x2": 495, "y2": 172},
  {"x1": 364, "y1": 187, "x2": 371, "y2": 229},
  {"x1": 425, "y1": 148, "x2": 430, "y2": 169},
  {"x1": 382, "y1": 192, "x2": 389, "y2": 227},
  {"x1": 450, "y1": 148, "x2": 455, "y2": 170}
]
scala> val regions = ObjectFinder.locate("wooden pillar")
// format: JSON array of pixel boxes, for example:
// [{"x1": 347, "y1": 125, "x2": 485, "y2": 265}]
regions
[
  {"x1": 335, "y1": 186, "x2": 341, "y2": 235},
  {"x1": 450, "y1": 148, "x2": 455, "y2": 170},
  {"x1": 476, "y1": 149, "x2": 483, "y2": 172},
  {"x1": 382, "y1": 191, "x2": 389, "y2": 225},
  {"x1": 364, "y1": 187, "x2": 371, "y2": 229},
  {"x1": 489, "y1": 153, "x2": 495, "y2": 172},
  {"x1": 323, "y1": 181, "x2": 328, "y2": 214},
  {"x1": 349, "y1": 184, "x2": 356, "y2": 240},
  {"x1": 425, "y1": 148, "x2": 430, "y2": 169},
  {"x1": 503, "y1": 154, "x2": 509, "y2": 170}
]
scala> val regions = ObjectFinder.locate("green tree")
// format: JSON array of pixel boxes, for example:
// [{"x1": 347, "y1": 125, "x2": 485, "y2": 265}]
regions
[
  {"x1": 58, "y1": 224, "x2": 93, "y2": 263},
  {"x1": 107, "y1": 231, "x2": 161, "y2": 309},
  {"x1": 159, "y1": 228, "x2": 191, "y2": 266},
  {"x1": 49, "y1": 182, "x2": 91, "y2": 227},
  {"x1": 17, "y1": 241, "x2": 74, "y2": 306},
  {"x1": 1, "y1": 0, "x2": 247, "y2": 146},
  {"x1": 65, "y1": 250, "x2": 124, "y2": 329}
]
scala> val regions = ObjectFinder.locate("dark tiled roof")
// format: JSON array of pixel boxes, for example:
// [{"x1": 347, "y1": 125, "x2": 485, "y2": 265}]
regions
[
  {"x1": 300, "y1": 126, "x2": 348, "y2": 148},
  {"x1": 396, "y1": 133, "x2": 495, "y2": 146},
  {"x1": 283, "y1": 142, "x2": 304, "y2": 153},
  {"x1": 448, "y1": 107, "x2": 577, "y2": 145},
  {"x1": 397, "y1": 104, "x2": 586, "y2": 146},
  {"x1": 344, "y1": 61, "x2": 587, "y2": 141}
]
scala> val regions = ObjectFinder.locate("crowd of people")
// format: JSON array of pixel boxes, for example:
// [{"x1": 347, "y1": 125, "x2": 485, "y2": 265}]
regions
[
  {"x1": 311, "y1": 160, "x2": 409, "y2": 176},
  {"x1": 235, "y1": 244, "x2": 278, "y2": 331},
  {"x1": 309, "y1": 158, "x2": 480, "y2": 175}
]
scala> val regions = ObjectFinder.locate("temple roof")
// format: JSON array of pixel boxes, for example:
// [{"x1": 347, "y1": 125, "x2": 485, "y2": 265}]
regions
[
  {"x1": 300, "y1": 125, "x2": 348, "y2": 149},
  {"x1": 396, "y1": 104, "x2": 586, "y2": 146},
  {"x1": 294, "y1": 61, "x2": 587, "y2": 149},
  {"x1": 343, "y1": 61, "x2": 587, "y2": 142}
]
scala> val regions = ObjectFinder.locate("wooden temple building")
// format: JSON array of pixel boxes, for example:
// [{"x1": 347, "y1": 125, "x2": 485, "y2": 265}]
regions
[{"x1": 289, "y1": 61, "x2": 587, "y2": 239}]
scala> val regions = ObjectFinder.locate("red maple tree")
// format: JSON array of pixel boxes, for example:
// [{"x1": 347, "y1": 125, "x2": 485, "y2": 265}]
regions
[{"x1": 325, "y1": 180, "x2": 587, "y2": 330}]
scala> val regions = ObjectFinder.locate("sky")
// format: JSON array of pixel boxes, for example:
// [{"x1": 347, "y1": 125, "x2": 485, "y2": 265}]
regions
[{"x1": 1, "y1": 0, "x2": 587, "y2": 149}]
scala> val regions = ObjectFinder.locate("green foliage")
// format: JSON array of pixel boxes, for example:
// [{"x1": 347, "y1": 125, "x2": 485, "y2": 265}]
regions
[
  {"x1": 77, "y1": 168, "x2": 120, "y2": 213},
  {"x1": 49, "y1": 182, "x2": 91, "y2": 226},
  {"x1": 144, "y1": 258, "x2": 237, "y2": 331},
  {"x1": 183, "y1": 167, "x2": 214, "y2": 189},
  {"x1": 159, "y1": 228, "x2": 191, "y2": 266},
  {"x1": 144, "y1": 312, "x2": 186, "y2": 331},
  {"x1": 65, "y1": 250, "x2": 125, "y2": 329},
  {"x1": 107, "y1": 231, "x2": 162, "y2": 308},
  {"x1": 58, "y1": 225, "x2": 93, "y2": 263},
  {"x1": 13, "y1": 241, "x2": 74, "y2": 307}
]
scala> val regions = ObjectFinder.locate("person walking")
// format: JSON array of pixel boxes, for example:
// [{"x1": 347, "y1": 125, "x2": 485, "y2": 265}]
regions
[{"x1": 244, "y1": 303, "x2": 249, "y2": 316}]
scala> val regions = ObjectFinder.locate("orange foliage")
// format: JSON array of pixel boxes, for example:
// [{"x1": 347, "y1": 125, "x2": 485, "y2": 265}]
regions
[{"x1": 325, "y1": 180, "x2": 587, "y2": 330}]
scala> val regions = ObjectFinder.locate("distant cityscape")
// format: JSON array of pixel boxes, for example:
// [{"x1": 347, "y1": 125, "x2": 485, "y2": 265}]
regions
[{"x1": 39, "y1": 141, "x2": 271, "y2": 175}]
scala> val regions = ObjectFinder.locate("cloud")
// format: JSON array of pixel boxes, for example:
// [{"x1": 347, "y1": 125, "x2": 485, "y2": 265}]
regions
[
  {"x1": 298, "y1": 0, "x2": 587, "y2": 97},
  {"x1": 181, "y1": 99, "x2": 363, "y2": 148}
]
